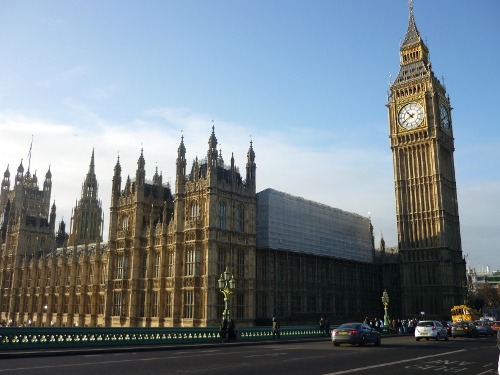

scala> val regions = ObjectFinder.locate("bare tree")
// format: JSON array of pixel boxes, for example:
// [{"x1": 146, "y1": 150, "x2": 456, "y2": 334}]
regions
[{"x1": 474, "y1": 283, "x2": 500, "y2": 312}]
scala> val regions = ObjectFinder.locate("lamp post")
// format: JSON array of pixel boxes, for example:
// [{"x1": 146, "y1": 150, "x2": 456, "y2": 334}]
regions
[
  {"x1": 381, "y1": 290, "x2": 390, "y2": 334},
  {"x1": 218, "y1": 268, "x2": 236, "y2": 321}
]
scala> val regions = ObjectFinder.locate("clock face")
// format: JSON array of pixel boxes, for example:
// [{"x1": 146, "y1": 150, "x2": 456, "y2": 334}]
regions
[
  {"x1": 398, "y1": 102, "x2": 425, "y2": 130},
  {"x1": 439, "y1": 104, "x2": 451, "y2": 131}
]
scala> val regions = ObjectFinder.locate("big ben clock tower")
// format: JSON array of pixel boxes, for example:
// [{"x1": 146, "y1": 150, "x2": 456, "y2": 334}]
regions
[{"x1": 387, "y1": 2, "x2": 467, "y2": 319}]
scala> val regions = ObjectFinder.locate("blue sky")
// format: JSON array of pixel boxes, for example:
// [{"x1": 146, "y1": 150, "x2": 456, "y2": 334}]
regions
[{"x1": 1, "y1": 1, "x2": 499, "y2": 271}]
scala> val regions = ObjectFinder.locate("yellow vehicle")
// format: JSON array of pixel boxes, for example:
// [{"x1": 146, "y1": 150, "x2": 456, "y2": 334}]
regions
[{"x1": 451, "y1": 305, "x2": 481, "y2": 323}]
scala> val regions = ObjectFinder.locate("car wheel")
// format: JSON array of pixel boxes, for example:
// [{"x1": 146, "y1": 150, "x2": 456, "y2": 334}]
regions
[
  {"x1": 426, "y1": 338, "x2": 429, "y2": 340},
  {"x1": 416, "y1": 338, "x2": 420, "y2": 341},
  {"x1": 333, "y1": 342, "x2": 340, "y2": 346},
  {"x1": 358, "y1": 336, "x2": 367, "y2": 346}
]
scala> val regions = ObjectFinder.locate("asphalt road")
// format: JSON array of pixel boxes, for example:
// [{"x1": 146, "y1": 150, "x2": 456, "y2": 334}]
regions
[{"x1": 0, "y1": 335, "x2": 498, "y2": 375}]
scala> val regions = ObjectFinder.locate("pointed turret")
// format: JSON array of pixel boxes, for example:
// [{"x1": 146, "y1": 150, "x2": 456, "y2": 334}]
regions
[
  {"x1": 207, "y1": 125, "x2": 218, "y2": 169},
  {"x1": 56, "y1": 219, "x2": 68, "y2": 247},
  {"x1": 44, "y1": 166, "x2": 52, "y2": 190},
  {"x1": 402, "y1": 3, "x2": 423, "y2": 48},
  {"x1": 125, "y1": 175, "x2": 131, "y2": 194},
  {"x1": 50, "y1": 200, "x2": 56, "y2": 231},
  {"x1": 394, "y1": 3, "x2": 430, "y2": 86},
  {"x1": 1, "y1": 165, "x2": 10, "y2": 208},
  {"x1": 136, "y1": 149, "x2": 146, "y2": 187},
  {"x1": 82, "y1": 149, "x2": 98, "y2": 200},
  {"x1": 109, "y1": 156, "x2": 122, "y2": 242},
  {"x1": 40, "y1": 165, "x2": 51, "y2": 217},
  {"x1": 111, "y1": 156, "x2": 122, "y2": 205},
  {"x1": 230, "y1": 152, "x2": 235, "y2": 188},
  {"x1": 153, "y1": 166, "x2": 162, "y2": 186},
  {"x1": 68, "y1": 149, "x2": 103, "y2": 246},
  {"x1": 32, "y1": 171, "x2": 38, "y2": 187},
  {"x1": 246, "y1": 140, "x2": 256, "y2": 191},
  {"x1": 0, "y1": 199, "x2": 10, "y2": 241},
  {"x1": 176, "y1": 135, "x2": 186, "y2": 194},
  {"x1": 15, "y1": 160, "x2": 24, "y2": 186}
]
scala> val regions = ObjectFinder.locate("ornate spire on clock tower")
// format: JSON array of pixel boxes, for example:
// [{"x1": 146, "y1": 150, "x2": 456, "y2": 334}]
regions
[{"x1": 387, "y1": 3, "x2": 467, "y2": 319}]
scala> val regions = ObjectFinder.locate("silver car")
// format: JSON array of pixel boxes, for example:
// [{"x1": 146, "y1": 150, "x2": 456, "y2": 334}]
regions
[
  {"x1": 415, "y1": 320, "x2": 448, "y2": 341},
  {"x1": 331, "y1": 322, "x2": 381, "y2": 346}
]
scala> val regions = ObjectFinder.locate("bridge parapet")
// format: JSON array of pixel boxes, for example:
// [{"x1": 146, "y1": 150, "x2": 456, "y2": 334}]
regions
[{"x1": 0, "y1": 326, "x2": 322, "y2": 350}]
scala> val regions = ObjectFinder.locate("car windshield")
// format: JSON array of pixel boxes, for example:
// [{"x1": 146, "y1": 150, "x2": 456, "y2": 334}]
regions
[{"x1": 338, "y1": 323, "x2": 361, "y2": 329}]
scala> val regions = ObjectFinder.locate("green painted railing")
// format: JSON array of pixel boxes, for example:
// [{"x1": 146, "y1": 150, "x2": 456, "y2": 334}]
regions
[{"x1": 0, "y1": 326, "x2": 324, "y2": 350}]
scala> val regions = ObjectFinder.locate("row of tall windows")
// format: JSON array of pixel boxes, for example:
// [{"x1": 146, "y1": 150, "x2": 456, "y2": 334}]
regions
[
  {"x1": 112, "y1": 291, "x2": 167, "y2": 318},
  {"x1": 167, "y1": 252, "x2": 174, "y2": 277},
  {"x1": 2, "y1": 262, "x2": 108, "y2": 291},
  {"x1": 189, "y1": 203, "x2": 199, "y2": 221},
  {"x1": 186, "y1": 247, "x2": 201, "y2": 276},
  {"x1": 116, "y1": 254, "x2": 129, "y2": 279},
  {"x1": 217, "y1": 248, "x2": 245, "y2": 278},
  {"x1": 113, "y1": 291, "x2": 126, "y2": 316},
  {"x1": 217, "y1": 202, "x2": 246, "y2": 232},
  {"x1": 1, "y1": 291, "x2": 109, "y2": 316},
  {"x1": 184, "y1": 290, "x2": 194, "y2": 318},
  {"x1": 219, "y1": 203, "x2": 226, "y2": 229},
  {"x1": 133, "y1": 252, "x2": 164, "y2": 279}
]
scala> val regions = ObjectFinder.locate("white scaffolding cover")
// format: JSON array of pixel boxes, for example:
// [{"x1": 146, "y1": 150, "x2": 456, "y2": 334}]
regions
[{"x1": 256, "y1": 188, "x2": 373, "y2": 263}]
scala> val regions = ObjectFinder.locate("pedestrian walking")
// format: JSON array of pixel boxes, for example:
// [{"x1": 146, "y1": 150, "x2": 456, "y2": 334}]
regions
[
  {"x1": 220, "y1": 319, "x2": 228, "y2": 342},
  {"x1": 227, "y1": 319, "x2": 236, "y2": 342},
  {"x1": 319, "y1": 317, "x2": 325, "y2": 336},
  {"x1": 325, "y1": 319, "x2": 331, "y2": 337},
  {"x1": 272, "y1": 316, "x2": 281, "y2": 340}
]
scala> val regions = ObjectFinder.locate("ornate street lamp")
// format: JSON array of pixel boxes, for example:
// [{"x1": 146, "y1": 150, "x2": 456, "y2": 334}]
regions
[
  {"x1": 381, "y1": 290, "x2": 390, "y2": 334},
  {"x1": 218, "y1": 268, "x2": 236, "y2": 321}
]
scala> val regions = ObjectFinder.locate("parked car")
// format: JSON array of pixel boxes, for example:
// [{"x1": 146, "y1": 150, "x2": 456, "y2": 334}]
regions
[
  {"x1": 451, "y1": 321, "x2": 479, "y2": 338},
  {"x1": 475, "y1": 321, "x2": 495, "y2": 336},
  {"x1": 331, "y1": 322, "x2": 381, "y2": 346},
  {"x1": 440, "y1": 321, "x2": 453, "y2": 337},
  {"x1": 415, "y1": 320, "x2": 448, "y2": 341},
  {"x1": 490, "y1": 321, "x2": 500, "y2": 332}
]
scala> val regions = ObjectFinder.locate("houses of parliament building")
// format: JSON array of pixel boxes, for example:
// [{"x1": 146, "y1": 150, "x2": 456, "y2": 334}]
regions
[{"x1": 0, "y1": 4, "x2": 466, "y2": 328}]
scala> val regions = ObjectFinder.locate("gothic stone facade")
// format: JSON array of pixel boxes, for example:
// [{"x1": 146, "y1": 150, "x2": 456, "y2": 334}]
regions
[{"x1": 0, "y1": 127, "x2": 257, "y2": 327}]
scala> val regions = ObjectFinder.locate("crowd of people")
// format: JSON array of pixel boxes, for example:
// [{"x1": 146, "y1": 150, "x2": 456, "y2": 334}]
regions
[{"x1": 362, "y1": 317, "x2": 420, "y2": 334}]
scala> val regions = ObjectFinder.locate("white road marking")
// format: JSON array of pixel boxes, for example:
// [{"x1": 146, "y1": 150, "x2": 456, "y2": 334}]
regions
[
  {"x1": 322, "y1": 349, "x2": 467, "y2": 374},
  {"x1": 245, "y1": 353, "x2": 287, "y2": 358}
]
